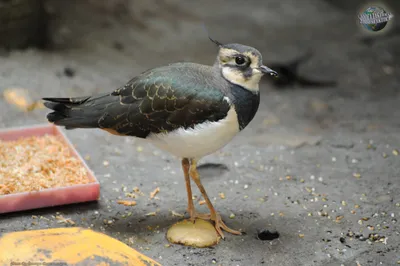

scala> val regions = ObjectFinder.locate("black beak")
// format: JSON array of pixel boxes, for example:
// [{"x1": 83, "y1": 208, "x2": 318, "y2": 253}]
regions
[{"x1": 260, "y1": 65, "x2": 278, "y2": 77}]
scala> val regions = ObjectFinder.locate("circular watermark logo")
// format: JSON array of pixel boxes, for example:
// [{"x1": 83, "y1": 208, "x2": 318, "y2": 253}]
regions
[{"x1": 358, "y1": 6, "x2": 394, "y2": 32}]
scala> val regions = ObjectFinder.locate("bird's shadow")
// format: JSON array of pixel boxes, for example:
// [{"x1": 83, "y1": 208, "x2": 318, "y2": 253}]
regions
[
  {"x1": 102, "y1": 211, "x2": 180, "y2": 235},
  {"x1": 102, "y1": 209, "x2": 256, "y2": 240},
  {"x1": 196, "y1": 163, "x2": 230, "y2": 180}
]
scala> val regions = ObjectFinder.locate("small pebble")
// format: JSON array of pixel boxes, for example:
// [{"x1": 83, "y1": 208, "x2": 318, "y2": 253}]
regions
[
  {"x1": 393, "y1": 149, "x2": 399, "y2": 156},
  {"x1": 171, "y1": 211, "x2": 184, "y2": 217},
  {"x1": 63, "y1": 67, "x2": 75, "y2": 77},
  {"x1": 347, "y1": 231, "x2": 354, "y2": 237},
  {"x1": 318, "y1": 211, "x2": 328, "y2": 217},
  {"x1": 310, "y1": 175, "x2": 315, "y2": 180},
  {"x1": 351, "y1": 159, "x2": 358, "y2": 163},
  {"x1": 332, "y1": 157, "x2": 337, "y2": 162},
  {"x1": 336, "y1": 215, "x2": 344, "y2": 222},
  {"x1": 103, "y1": 160, "x2": 109, "y2": 166},
  {"x1": 318, "y1": 177, "x2": 323, "y2": 182},
  {"x1": 353, "y1": 173, "x2": 361, "y2": 179},
  {"x1": 383, "y1": 65, "x2": 394, "y2": 75},
  {"x1": 229, "y1": 213, "x2": 235, "y2": 219},
  {"x1": 244, "y1": 184, "x2": 249, "y2": 189}
]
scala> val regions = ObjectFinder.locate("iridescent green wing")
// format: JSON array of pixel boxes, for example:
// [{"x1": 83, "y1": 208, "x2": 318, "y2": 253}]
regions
[{"x1": 98, "y1": 65, "x2": 231, "y2": 138}]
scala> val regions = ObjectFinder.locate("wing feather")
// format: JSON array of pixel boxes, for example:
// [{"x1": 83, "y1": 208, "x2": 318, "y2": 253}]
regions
[{"x1": 100, "y1": 64, "x2": 230, "y2": 138}]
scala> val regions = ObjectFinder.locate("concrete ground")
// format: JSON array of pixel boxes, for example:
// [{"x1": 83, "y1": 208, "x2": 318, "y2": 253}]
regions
[{"x1": 0, "y1": 0, "x2": 400, "y2": 265}]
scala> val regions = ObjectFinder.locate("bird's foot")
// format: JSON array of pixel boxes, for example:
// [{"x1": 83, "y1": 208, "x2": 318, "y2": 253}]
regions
[
  {"x1": 189, "y1": 211, "x2": 241, "y2": 239},
  {"x1": 211, "y1": 213, "x2": 242, "y2": 239},
  {"x1": 188, "y1": 210, "x2": 211, "y2": 222}
]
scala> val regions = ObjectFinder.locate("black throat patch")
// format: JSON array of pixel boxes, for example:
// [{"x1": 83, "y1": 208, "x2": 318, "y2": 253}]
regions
[{"x1": 228, "y1": 84, "x2": 260, "y2": 130}]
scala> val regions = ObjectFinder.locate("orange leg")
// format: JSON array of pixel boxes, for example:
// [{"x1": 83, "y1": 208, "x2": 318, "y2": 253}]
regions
[
  {"x1": 189, "y1": 158, "x2": 242, "y2": 239},
  {"x1": 181, "y1": 158, "x2": 209, "y2": 221}
]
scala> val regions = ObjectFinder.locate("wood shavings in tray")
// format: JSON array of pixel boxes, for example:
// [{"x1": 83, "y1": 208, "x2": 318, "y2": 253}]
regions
[
  {"x1": 0, "y1": 134, "x2": 92, "y2": 195},
  {"x1": 0, "y1": 124, "x2": 100, "y2": 214}
]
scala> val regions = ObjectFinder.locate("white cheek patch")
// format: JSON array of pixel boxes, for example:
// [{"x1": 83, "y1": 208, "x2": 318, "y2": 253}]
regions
[
  {"x1": 222, "y1": 67, "x2": 261, "y2": 92},
  {"x1": 244, "y1": 52, "x2": 262, "y2": 69},
  {"x1": 252, "y1": 68, "x2": 262, "y2": 74}
]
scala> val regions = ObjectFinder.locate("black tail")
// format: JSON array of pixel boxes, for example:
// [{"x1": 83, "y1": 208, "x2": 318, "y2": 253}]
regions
[{"x1": 42, "y1": 94, "x2": 109, "y2": 129}]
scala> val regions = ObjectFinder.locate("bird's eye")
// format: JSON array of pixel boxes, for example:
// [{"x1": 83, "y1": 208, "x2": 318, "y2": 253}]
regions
[{"x1": 235, "y1": 56, "x2": 246, "y2": 65}]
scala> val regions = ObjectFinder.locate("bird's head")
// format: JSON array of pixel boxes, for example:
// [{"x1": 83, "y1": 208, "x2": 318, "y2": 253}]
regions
[{"x1": 210, "y1": 37, "x2": 277, "y2": 92}]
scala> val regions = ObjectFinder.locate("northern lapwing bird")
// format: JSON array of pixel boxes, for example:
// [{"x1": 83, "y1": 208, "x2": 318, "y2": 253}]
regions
[{"x1": 42, "y1": 38, "x2": 277, "y2": 238}]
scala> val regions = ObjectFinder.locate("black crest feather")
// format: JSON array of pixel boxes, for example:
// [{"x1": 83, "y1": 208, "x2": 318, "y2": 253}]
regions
[
  {"x1": 202, "y1": 23, "x2": 223, "y2": 47},
  {"x1": 208, "y1": 36, "x2": 223, "y2": 47}
]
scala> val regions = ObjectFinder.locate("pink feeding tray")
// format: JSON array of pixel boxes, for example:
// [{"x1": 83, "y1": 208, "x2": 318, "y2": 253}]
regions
[{"x1": 0, "y1": 124, "x2": 100, "y2": 214}]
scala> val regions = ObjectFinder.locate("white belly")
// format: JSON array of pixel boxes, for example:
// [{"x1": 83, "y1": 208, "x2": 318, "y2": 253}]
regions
[{"x1": 147, "y1": 107, "x2": 239, "y2": 159}]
